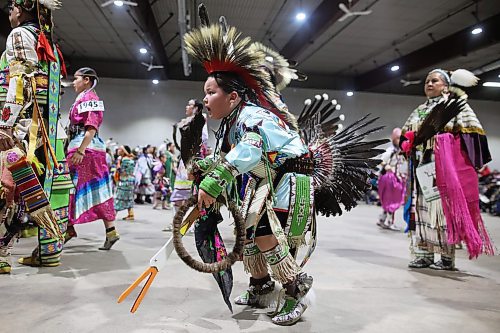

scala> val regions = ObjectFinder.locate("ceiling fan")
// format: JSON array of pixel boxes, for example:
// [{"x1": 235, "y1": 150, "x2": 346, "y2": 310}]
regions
[
  {"x1": 141, "y1": 56, "x2": 164, "y2": 72},
  {"x1": 338, "y1": 1, "x2": 372, "y2": 22},
  {"x1": 400, "y1": 78, "x2": 422, "y2": 87},
  {"x1": 101, "y1": 1, "x2": 138, "y2": 8}
]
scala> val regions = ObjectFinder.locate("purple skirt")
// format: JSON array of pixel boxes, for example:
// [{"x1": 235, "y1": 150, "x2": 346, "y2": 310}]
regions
[{"x1": 378, "y1": 172, "x2": 405, "y2": 213}]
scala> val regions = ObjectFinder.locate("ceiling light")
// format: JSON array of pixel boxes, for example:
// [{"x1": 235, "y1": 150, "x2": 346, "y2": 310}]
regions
[
  {"x1": 471, "y1": 27, "x2": 482, "y2": 35},
  {"x1": 391, "y1": 65, "x2": 400, "y2": 72},
  {"x1": 114, "y1": 0, "x2": 124, "y2": 6},
  {"x1": 296, "y1": 12, "x2": 306, "y2": 21},
  {"x1": 498, "y1": 74, "x2": 500, "y2": 78},
  {"x1": 152, "y1": 79, "x2": 159, "y2": 84},
  {"x1": 483, "y1": 82, "x2": 500, "y2": 87},
  {"x1": 346, "y1": 91, "x2": 354, "y2": 97},
  {"x1": 139, "y1": 48, "x2": 147, "y2": 54}
]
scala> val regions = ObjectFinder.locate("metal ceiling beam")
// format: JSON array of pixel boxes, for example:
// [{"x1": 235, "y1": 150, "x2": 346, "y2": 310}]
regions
[
  {"x1": 64, "y1": 56, "x2": 499, "y2": 101},
  {"x1": 355, "y1": 13, "x2": 500, "y2": 91},
  {"x1": 280, "y1": 0, "x2": 360, "y2": 60},
  {"x1": 132, "y1": 0, "x2": 170, "y2": 79},
  {"x1": 1, "y1": 10, "x2": 10, "y2": 38}
]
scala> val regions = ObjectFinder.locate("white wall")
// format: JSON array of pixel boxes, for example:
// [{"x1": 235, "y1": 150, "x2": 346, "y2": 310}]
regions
[
  {"x1": 61, "y1": 79, "x2": 205, "y2": 151},
  {"x1": 60, "y1": 77, "x2": 500, "y2": 169}
]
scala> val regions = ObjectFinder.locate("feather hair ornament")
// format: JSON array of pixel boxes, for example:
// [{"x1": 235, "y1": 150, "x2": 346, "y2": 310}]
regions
[
  {"x1": 250, "y1": 42, "x2": 307, "y2": 92},
  {"x1": 249, "y1": 42, "x2": 307, "y2": 132},
  {"x1": 450, "y1": 69, "x2": 479, "y2": 87},
  {"x1": 198, "y1": 3, "x2": 210, "y2": 26}
]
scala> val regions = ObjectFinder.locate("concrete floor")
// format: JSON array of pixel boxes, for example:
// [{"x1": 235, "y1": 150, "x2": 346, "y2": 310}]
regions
[{"x1": 2, "y1": 203, "x2": 500, "y2": 333}]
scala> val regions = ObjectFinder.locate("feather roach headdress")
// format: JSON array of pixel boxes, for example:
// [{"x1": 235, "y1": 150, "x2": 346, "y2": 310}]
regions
[
  {"x1": 187, "y1": 4, "x2": 306, "y2": 131},
  {"x1": 184, "y1": 24, "x2": 273, "y2": 99}
]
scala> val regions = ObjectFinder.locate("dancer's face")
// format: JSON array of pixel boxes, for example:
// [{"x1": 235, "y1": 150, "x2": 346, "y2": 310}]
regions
[
  {"x1": 8, "y1": 4, "x2": 21, "y2": 28},
  {"x1": 203, "y1": 77, "x2": 240, "y2": 120},
  {"x1": 185, "y1": 99, "x2": 196, "y2": 116},
  {"x1": 73, "y1": 75, "x2": 90, "y2": 94},
  {"x1": 424, "y1": 72, "x2": 447, "y2": 98}
]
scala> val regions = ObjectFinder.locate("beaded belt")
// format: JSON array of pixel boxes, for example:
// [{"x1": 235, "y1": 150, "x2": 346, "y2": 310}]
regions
[{"x1": 67, "y1": 124, "x2": 99, "y2": 140}]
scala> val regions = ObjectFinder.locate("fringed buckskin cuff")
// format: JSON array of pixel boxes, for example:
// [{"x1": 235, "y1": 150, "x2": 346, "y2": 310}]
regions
[
  {"x1": 262, "y1": 243, "x2": 301, "y2": 284},
  {"x1": 243, "y1": 243, "x2": 268, "y2": 275}
]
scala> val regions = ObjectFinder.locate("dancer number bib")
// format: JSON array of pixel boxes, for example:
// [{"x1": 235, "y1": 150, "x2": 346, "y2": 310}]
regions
[{"x1": 77, "y1": 100, "x2": 105, "y2": 113}]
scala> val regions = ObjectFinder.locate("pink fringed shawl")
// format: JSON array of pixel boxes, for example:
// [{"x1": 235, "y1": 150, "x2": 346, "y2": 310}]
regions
[{"x1": 434, "y1": 133, "x2": 494, "y2": 258}]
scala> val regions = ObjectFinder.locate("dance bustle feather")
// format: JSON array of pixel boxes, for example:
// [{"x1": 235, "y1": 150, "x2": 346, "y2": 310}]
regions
[
  {"x1": 413, "y1": 98, "x2": 468, "y2": 146},
  {"x1": 298, "y1": 96, "x2": 388, "y2": 217}
]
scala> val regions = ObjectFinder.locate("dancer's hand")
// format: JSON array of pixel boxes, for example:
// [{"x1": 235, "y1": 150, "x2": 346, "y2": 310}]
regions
[
  {"x1": 198, "y1": 189, "x2": 215, "y2": 210},
  {"x1": 70, "y1": 151, "x2": 84, "y2": 165},
  {"x1": 0, "y1": 128, "x2": 14, "y2": 151}
]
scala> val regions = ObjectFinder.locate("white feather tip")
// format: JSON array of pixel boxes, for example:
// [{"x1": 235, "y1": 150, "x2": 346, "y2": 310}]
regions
[
  {"x1": 304, "y1": 99, "x2": 312, "y2": 105},
  {"x1": 331, "y1": 99, "x2": 337, "y2": 105},
  {"x1": 39, "y1": 0, "x2": 62, "y2": 10},
  {"x1": 335, "y1": 104, "x2": 341, "y2": 110},
  {"x1": 339, "y1": 114, "x2": 345, "y2": 121},
  {"x1": 322, "y1": 93, "x2": 329, "y2": 100},
  {"x1": 450, "y1": 69, "x2": 479, "y2": 87},
  {"x1": 314, "y1": 94, "x2": 322, "y2": 100}
]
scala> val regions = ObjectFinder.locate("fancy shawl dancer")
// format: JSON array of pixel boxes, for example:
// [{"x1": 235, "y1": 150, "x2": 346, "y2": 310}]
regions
[
  {"x1": 65, "y1": 67, "x2": 118, "y2": 250},
  {"x1": 402, "y1": 68, "x2": 494, "y2": 270},
  {"x1": 0, "y1": 0, "x2": 68, "y2": 272},
  {"x1": 178, "y1": 9, "x2": 388, "y2": 325}
]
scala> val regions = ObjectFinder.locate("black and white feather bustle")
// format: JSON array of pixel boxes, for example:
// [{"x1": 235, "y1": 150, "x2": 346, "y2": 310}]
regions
[
  {"x1": 298, "y1": 95, "x2": 388, "y2": 217},
  {"x1": 298, "y1": 93, "x2": 344, "y2": 144}
]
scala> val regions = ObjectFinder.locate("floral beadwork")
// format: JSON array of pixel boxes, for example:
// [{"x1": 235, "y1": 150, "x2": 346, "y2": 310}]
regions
[{"x1": 6, "y1": 151, "x2": 20, "y2": 164}]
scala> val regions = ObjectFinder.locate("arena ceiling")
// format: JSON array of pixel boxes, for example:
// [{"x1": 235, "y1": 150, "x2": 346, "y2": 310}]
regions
[{"x1": 1, "y1": 0, "x2": 500, "y2": 100}]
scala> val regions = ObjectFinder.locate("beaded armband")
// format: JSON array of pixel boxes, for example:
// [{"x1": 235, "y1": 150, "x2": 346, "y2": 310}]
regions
[
  {"x1": 194, "y1": 157, "x2": 214, "y2": 174},
  {"x1": 199, "y1": 161, "x2": 238, "y2": 198}
]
